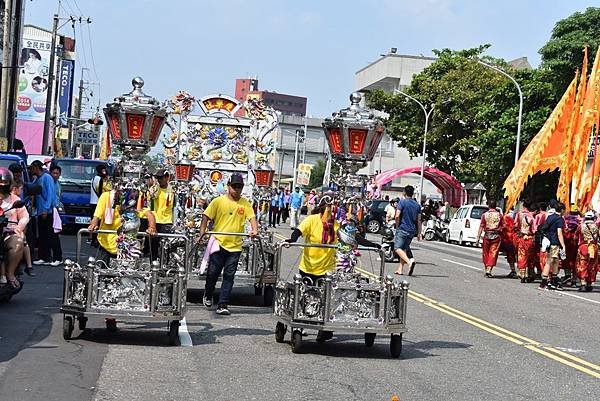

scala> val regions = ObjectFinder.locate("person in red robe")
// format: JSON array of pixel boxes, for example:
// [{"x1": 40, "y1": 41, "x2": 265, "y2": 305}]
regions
[
  {"x1": 501, "y1": 212, "x2": 517, "y2": 278},
  {"x1": 562, "y1": 207, "x2": 581, "y2": 287},
  {"x1": 477, "y1": 200, "x2": 503, "y2": 278},
  {"x1": 514, "y1": 200, "x2": 536, "y2": 283},
  {"x1": 576, "y1": 211, "x2": 598, "y2": 292},
  {"x1": 534, "y1": 202, "x2": 548, "y2": 279}
]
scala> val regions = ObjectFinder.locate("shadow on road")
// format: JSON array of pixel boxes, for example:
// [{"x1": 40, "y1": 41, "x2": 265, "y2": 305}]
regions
[{"x1": 188, "y1": 322, "x2": 272, "y2": 345}]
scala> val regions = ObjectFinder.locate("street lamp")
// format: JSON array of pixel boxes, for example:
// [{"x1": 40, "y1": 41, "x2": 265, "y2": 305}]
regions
[
  {"x1": 393, "y1": 89, "x2": 434, "y2": 202},
  {"x1": 477, "y1": 60, "x2": 523, "y2": 167}
]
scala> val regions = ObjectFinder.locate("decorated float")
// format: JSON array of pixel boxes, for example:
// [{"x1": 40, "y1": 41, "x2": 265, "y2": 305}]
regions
[
  {"x1": 272, "y1": 93, "x2": 410, "y2": 357},
  {"x1": 60, "y1": 78, "x2": 189, "y2": 345},
  {"x1": 162, "y1": 91, "x2": 279, "y2": 305}
]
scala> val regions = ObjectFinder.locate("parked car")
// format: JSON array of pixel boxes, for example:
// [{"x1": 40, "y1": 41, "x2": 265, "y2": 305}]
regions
[
  {"x1": 0, "y1": 152, "x2": 30, "y2": 182},
  {"x1": 365, "y1": 199, "x2": 390, "y2": 233},
  {"x1": 446, "y1": 204, "x2": 488, "y2": 246}
]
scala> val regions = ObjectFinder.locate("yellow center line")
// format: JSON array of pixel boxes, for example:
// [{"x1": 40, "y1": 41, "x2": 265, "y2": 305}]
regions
[
  {"x1": 273, "y1": 233, "x2": 287, "y2": 240},
  {"x1": 408, "y1": 290, "x2": 600, "y2": 379}
]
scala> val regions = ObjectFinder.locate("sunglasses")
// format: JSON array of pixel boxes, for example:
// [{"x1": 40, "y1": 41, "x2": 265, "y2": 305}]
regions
[{"x1": 231, "y1": 184, "x2": 244, "y2": 190}]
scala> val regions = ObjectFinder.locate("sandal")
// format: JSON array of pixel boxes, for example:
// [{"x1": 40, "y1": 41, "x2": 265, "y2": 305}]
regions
[{"x1": 8, "y1": 278, "x2": 20, "y2": 289}]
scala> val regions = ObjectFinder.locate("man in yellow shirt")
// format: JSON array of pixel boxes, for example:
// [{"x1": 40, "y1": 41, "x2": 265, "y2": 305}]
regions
[
  {"x1": 148, "y1": 168, "x2": 174, "y2": 260},
  {"x1": 88, "y1": 189, "x2": 157, "y2": 265},
  {"x1": 199, "y1": 173, "x2": 258, "y2": 316}
]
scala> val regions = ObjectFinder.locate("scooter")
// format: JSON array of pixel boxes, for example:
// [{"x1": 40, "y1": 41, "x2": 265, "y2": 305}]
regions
[
  {"x1": 424, "y1": 217, "x2": 448, "y2": 241},
  {"x1": 381, "y1": 223, "x2": 398, "y2": 262}
]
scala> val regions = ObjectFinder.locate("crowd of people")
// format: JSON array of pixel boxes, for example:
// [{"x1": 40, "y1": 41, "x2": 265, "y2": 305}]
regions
[
  {"x1": 0, "y1": 158, "x2": 63, "y2": 291},
  {"x1": 479, "y1": 199, "x2": 598, "y2": 292}
]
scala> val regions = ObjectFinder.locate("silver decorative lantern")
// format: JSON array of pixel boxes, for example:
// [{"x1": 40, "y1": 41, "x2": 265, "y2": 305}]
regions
[{"x1": 103, "y1": 77, "x2": 167, "y2": 160}]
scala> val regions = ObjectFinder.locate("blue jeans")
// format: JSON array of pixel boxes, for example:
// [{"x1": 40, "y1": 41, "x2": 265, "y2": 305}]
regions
[
  {"x1": 205, "y1": 248, "x2": 241, "y2": 306},
  {"x1": 394, "y1": 229, "x2": 414, "y2": 259}
]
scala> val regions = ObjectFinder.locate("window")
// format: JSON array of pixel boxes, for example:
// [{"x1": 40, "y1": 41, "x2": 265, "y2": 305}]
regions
[{"x1": 470, "y1": 206, "x2": 487, "y2": 219}]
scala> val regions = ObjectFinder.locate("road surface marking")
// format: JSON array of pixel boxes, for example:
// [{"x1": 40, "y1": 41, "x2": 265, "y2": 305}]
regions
[
  {"x1": 555, "y1": 291, "x2": 600, "y2": 306},
  {"x1": 179, "y1": 318, "x2": 193, "y2": 347},
  {"x1": 273, "y1": 233, "x2": 287, "y2": 241},
  {"x1": 442, "y1": 258, "x2": 483, "y2": 271},
  {"x1": 408, "y1": 290, "x2": 600, "y2": 379}
]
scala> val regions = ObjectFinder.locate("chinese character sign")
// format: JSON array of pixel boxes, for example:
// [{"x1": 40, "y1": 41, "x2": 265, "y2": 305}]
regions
[
  {"x1": 16, "y1": 38, "x2": 52, "y2": 122},
  {"x1": 297, "y1": 163, "x2": 312, "y2": 186},
  {"x1": 57, "y1": 59, "x2": 75, "y2": 127}
]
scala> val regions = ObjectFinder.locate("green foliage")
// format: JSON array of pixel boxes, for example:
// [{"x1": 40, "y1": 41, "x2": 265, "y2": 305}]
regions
[
  {"x1": 539, "y1": 7, "x2": 600, "y2": 94},
  {"x1": 367, "y1": 46, "x2": 556, "y2": 200},
  {"x1": 308, "y1": 158, "x2": 326, "y2": 189}
]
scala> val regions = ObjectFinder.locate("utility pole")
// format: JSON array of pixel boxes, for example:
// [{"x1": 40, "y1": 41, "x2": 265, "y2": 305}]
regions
[
  {"x1": 6, "y1": 0, "x2": 25, "y2": 149},
  {"x1": 0, "y1": 0, "x2": 14, "y2": 147},
  {"x1": 42, "y1": 13, "x2": 59, "y2": 155},
  {"x1": 70, "y1": 67, "x2": 87, "y2": 157}
]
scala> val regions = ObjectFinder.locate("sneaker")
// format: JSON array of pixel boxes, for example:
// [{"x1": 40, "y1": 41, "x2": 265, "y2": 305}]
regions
[
  {"x1": 0, "y1": 275, "x2": 7, "y2": 284},
  {"x1": 49, "y1": 260, "x2": 62, "y2": 267},
  {"x1": 506, "y1": 271, "x2": 517, "y2": 279},
  {"x1": 216, "y1": 305, "x2": 231, "y2": 315},
  {"x1": 554, "y1": 281, "x2": 563, "y2": 291},
  {"x1": 539, "y1": 280, "x2": 547, "y2": 290},
  {"x1": 546, "y1": 282, "x2": 557, "y2": 290},
  {"x1": 33, "y1": 259, "x2": 47, "y2": 265},
  {"x1": 408, "y1": 259, "x2": 416, "y2": 276},
  {"x1": 202, "y1": 295, "x2": 213, "y2": 308}
]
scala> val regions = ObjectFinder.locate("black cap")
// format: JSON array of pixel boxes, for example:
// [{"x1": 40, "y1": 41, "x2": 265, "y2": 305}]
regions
[
  {"x1": 153, "y1": 168, "x2": 170, "y2": 177},
  {"x1": 228, "y1": 173, "x2": 244, "y2": 185}
]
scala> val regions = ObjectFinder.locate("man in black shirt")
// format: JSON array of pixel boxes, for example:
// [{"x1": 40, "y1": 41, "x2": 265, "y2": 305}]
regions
[{"x1": 539, "y1": 200, "x2": 566, "y2": 290}]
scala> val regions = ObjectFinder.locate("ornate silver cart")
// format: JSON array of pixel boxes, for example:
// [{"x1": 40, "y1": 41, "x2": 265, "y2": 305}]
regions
[
  {"x1": 273, "y1": 243, "x2": 409, "y2": 357},
  {"x1": 60, "y1": 228, "x2": 189, "y2": 345},
  {"x1": 193, "y1": 230, "x2": 278, "y2": 306}
]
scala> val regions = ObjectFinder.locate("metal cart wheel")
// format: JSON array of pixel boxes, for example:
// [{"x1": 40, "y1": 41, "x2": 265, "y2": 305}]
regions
[
  {"x1": 263, "y1": 285, "x2": 274, "y2": 307},
  {"x1": 78, "y1": 316, "x2": 88, "y2": 331},
  {"x1": 62, "y1": 315, "x2": 74, "y2": 340},
  {"x1": 291, "y1": 329, "x2": 303, "y2": 353},
  {"x1": 275, "y1": 322, "x2": 286, "y2": 343},
  {"x1": 390, "y1": 334, "x2": 402, "y2": 358},
  {"x1": 105, "y1": 318, "x2": 117, "y2": 332},
  {"x1": 365, "y1": 332, "x2": 376, "y2": 347},
  {"x1": 168, "y1": 321, "x2": 180, "y2": 346}
]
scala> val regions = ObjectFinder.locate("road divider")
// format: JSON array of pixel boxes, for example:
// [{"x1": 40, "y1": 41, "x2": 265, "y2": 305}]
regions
[{"x1": 408, "y1": 290, "x2": 600, "y2": 379}]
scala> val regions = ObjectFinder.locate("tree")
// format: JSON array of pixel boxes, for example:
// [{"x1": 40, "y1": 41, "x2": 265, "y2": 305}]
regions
[
  {"x1": 367, "y1": 46, "x2": 556, "y2": 200},
  {"x1": 539, "y1": 7, "x2": 600, "y2": 94},
  {"x1": 308, "y1": 158, "x2": 326, "y2": 189}
]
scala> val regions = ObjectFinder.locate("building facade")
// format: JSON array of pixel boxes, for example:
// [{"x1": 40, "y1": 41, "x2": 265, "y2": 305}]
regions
[{"x1": 234, "y1": 77, "x2": 307, "y2": 117}]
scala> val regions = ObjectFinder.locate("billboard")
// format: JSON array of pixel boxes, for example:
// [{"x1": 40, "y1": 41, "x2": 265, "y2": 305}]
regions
[
  {"x1": 296, "y1": 163, "x2": 312, "y2": 186},
  {"x1": 15, "y1": 33, "x2": 52, "y2": 154},
  {"x1": 57, "y1": 59, "x2": 74, "y2": 127}
]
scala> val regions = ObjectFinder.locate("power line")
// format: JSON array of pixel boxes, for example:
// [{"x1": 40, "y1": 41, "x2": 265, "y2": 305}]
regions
[{"x1": 85, "y1": 23, "x2": 99, "y2": 82}]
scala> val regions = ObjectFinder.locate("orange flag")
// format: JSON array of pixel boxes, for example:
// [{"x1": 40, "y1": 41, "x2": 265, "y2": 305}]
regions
[
  {"x1": 99, "y1": 127, "x2": 112, "y2": 160},
  {"x1": 573, "y1": 46, "x2": 600, "y2": 204},
  {"x1": 503, "y1": 75, "x2": 578, "y2": 210}
]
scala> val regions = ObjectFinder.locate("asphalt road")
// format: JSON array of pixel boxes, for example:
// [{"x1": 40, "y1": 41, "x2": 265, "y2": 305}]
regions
[{"x1": 1, "y1": 224, "x2": 599, "y2": 401}]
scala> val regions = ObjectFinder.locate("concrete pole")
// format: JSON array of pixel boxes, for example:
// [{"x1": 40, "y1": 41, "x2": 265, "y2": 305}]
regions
[
  {"x1": 41, "y1": 13, "x2": 59, "y2": 155},
  {"x1": 292, "y1": 129, "x2": 300, "y2": 189},
  {"x1": 0, "y1": 0, "x2": 14, "y2": 145}
]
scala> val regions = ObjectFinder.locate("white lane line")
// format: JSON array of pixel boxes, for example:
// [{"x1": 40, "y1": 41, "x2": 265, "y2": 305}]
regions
[
  {"x1": 179, "y1": 318, "x2": 193, "y2": 347},
  {"x1": 442, "y1": 258, "x2": 483, "y2": 271},
  {"x1": 555, "y1": 291, "x2": 600, "y2": 306}
]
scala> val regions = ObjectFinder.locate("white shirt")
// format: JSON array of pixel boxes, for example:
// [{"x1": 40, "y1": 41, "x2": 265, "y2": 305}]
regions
[{"x1": 90, "y1": 176, "x2": 102, "y2": 204}]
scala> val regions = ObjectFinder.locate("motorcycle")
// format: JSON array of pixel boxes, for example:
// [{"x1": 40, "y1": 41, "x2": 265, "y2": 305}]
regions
[
  {"x1": 424, "y1": 217, "x2": 448, "y2": 241},
  {"x1": 381, "y1": 223, "x2": 398, "y2": 262}
]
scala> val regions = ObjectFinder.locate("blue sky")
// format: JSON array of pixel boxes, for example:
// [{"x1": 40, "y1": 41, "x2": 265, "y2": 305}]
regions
[{"x1": 25, "y1": 0, "x2": 594, "y2": 118}]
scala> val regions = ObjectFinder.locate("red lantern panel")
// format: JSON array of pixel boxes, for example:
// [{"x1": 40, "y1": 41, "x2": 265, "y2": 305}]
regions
[
  {"x1": 175, "y1": 164, "x2": 194, "y2": 181},
  {"x1": 255, "y1": 170, "x2": 274, "y2": 187},
  {"x1": 348, "y1": 129, "x2": 367, "y2": 154},
  {"x1": 328, "y1": 128, "x2": 343, "y2": 154},
  {"x1": 126, "y1": 113, "x2": 146, "y2": 140},
  {"x1": 107, "y1": 112, "x2": 121, "y2": 139},
  {"x1": 149, "y1": 116, "x2": 165, "y2": 143}
]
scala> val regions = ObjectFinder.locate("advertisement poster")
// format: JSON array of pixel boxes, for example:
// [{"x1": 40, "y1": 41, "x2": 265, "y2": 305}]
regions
[
  {"x1": 57, "y1": 59, "x2": 74, "y2": 127},
  {"x1": 16, "y1": 38, "x2": 51, "y2": 121}
]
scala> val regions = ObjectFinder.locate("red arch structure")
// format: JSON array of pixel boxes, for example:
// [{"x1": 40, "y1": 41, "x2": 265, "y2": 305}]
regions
[{"x1": 375, "y1": 166, "x2": 463, "y2": 207}]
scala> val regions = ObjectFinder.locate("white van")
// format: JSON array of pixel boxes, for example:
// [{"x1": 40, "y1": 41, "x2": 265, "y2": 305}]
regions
[{"x1": 446, "y1": 204, "x2": 488, "y2": 246}]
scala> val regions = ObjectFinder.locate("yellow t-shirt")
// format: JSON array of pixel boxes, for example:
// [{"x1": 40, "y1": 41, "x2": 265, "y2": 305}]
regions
[
  {"x1": 152, "y1": 187, "x2": 174, "y2": 224},
  {"x1": 297, "y1": 214, "x2": 340, "y2": 276},
  {"x1": 203, "y1": 195, "x2": 255, "y2": 252},
  {"x1": 93, "y1": 191, "x2": 122, "y2": 255}
]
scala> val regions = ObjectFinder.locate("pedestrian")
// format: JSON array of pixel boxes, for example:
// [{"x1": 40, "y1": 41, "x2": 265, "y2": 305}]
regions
[
  {"x1": 268, "y1": 188, "x2": 279, "y2": 228},
  {"x1": 501, "y1": 212, "x2": 518, "y2": 278},
  {"x1": 199, "y1": 173, "x2": 258, "y2": 316},
  {"x1": 29, "y1": 160, "x2": 59, "y2": 266},
  {"x1": 538, "y1": 200, "x2": 566, "y2": 290},
  {"x1": 289, "y1": 186, "x2": 305, "y2": 229},
  {"x1": 282, "y1": 189, "x2": 290, "y2": 223},
  {"x1": 562, "y1": 206, "x2": 581, "y2": 286},
  {"x1": 393, "y1": 185, "x2": 422, "y2": 276},
  {"x1": 385, "y1": 198, "x2": 397, "y2": 224},
  {"x1": 149, "y1": 168, "x2": 175, "y2": 259},
  {"x1": 306, "y1": 189, "x2": 317, "y2": 215},
  {"x1": 514, "y1": 200, "x2": 536, "y2": 283},
  {"x1": 477, "y1": 199, "x2": 503, "y2": 278},
  {"x1": 49, "y1": 165, "x2": 63, "y2": 265},
  {"x1": 575, "y1": 211, "x2": 598, "y2": 292},
  {"x1": 276, "y1": 188, "x2": 284, "y2": 226}
]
